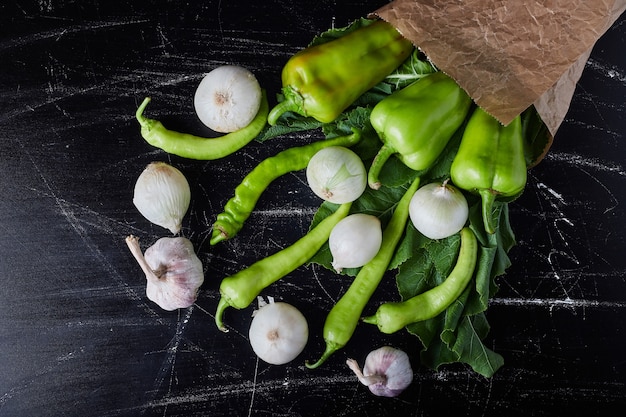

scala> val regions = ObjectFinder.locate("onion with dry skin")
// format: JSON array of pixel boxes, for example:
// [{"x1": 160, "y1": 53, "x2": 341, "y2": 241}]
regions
[
  {"x1": 329, "y1": 213, "x2": 382, "y2": 273},
  {"x1": 133, "y1": 162, "x2": 191, "y2": 235},
  {"x1": 409, "y1": 179, "x2": 469, "y2": 240},
  {"x1": 193, "y1": 65, "x2": 262, "y2": 133},
  {"x1": 306, "y1": 146, "x2": 367, "y2": 204},
  {"x1": 248, "y1": 297, "x2": 309, "y2": 365}
]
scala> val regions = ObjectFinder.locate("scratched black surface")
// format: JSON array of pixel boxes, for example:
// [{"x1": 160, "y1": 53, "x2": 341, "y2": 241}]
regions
[{"x1": 1, "y1": 1, "x2": 625, "y2": 416}]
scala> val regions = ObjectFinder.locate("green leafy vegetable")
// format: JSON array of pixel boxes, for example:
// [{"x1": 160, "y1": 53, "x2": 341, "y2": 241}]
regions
[
  {"x1": 257, "y1": 112, "x2": 323, "y2": 142},
  {"x1": 522, "y1": 105, "x2": 553, "y2": 168},
  {"x1": 309, "y1": 17, "x2": 378, "y2": 47},
  {"x1": 384, "y1": 49, "x2": 438, "y2": 89},
  {"x1": 398, "y1": 203, "x2": 513, "y2": 377}
]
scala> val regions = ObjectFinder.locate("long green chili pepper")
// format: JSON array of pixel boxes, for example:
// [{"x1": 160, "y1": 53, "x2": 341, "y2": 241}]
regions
[
  {"x1": 211, "y1": 128, "x2": 362, "y2": 245},
  {"x1": 362, "y1": 227, "x2": 478, "y2": 334},
  {"x1": 135, "y1": 90, "x2": 269, "y2": 160},
  {"x1": 215, "y1": 202, "x2": 351, "y2": 332},
  {"x1": 268, "y1": 20, "x2": 413, "y2": 125},
  {"x1": 306, "y1": 176, "x2": 421, "y2": 369}
]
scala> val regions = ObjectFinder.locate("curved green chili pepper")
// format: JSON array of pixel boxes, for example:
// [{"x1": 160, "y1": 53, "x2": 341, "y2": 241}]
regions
[
  {"x1": 211, "y1": 128, "x2": 362, "y2": 245},
  {"x1": 450, "y1": 107, "x2": 527, "y2": 234},
  {"x1": 215, "y1": 202, "x2": 351, "y2": 332},
  {"x1": 268, "y1": 20, "x2": 413, "y2": 125},
  {"x1": 306, "y1": 176, "x2": 420, "y2": 369},
  {"x1": 135, "y1": 90, "x2": 269, "y2": 160},
  {"x1": 362, "y1": 227, "x2": 478, "y2": 334}
]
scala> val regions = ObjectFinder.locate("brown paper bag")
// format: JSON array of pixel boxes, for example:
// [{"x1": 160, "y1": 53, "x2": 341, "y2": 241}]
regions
[{"x1": 372, "y1": 0, "x2": 625, "y2": 136}]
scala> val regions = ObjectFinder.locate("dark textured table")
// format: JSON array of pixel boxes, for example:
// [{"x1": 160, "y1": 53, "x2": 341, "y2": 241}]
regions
[{"x1": 1, "y1": 1, "x2": 625, "y2": 416}]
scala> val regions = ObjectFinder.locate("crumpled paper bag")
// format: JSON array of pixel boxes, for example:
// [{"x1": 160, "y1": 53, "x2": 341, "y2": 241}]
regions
[{"x1": 372, "y1": 0, "x2": 625, "y2": 136}]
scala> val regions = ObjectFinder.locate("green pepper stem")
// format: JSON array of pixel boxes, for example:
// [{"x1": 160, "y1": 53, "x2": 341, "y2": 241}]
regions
[
  {"x1": 135, "y1": 97, "x2": 152, "y2": 128},
  {"x1": 479, "y1": 189, "x2": 497, "y2": 234},
  {"x1": 215, "y1": 297, "x2": 231, "y2": 333},
  {"x1": 267, "y1": 99, "x2": 297, "y2": 126},
  {"x1": 210, "y1": 225, "x2": 228, "y2": 246},
  {"x1": 360, "y1": 314, "x2": 377, "y2": 325},
  {"x1": 367, "y1": 144, "x2": 396, "y2": 190},
  {"x1": 305, "y1": 342, "x2": 340, "y2": 369}
]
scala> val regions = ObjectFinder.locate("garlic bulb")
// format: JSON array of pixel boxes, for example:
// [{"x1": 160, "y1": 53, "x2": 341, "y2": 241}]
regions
[
  {"x1": 329, "y1": 213, "x2": 382, "y2": 273},
  {"x1": 125, "y1": 235, "x2": 204, "y2": 311},
  {"x1": 133, "y1": 161, "x2": 191, "y2": 234},
  {"x1": 248, "y1": 297, "x2": 309, "y2": 365},
  {"x1": 194, "y1": 65, "x2": 262, "y2": 133},
  {"x1": 306, "y1": 146, "x2": 367, "y2": 204},
  {"x1": 346, "y1": 346, "x2": 413, "y2": 397}
]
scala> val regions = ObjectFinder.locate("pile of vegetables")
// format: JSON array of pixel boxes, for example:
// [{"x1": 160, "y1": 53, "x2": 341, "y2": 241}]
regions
[{"x1": 125, "y1": 17, "x2": 551, "y2": 392}]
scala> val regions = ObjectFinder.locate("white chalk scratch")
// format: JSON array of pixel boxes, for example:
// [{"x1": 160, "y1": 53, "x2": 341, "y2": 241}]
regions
[
  {"x1": 587, "y1": 58, "x2": 626, "y2": 84},
  {"x1": 545, "y1": 152, "x2": 626, "y2": 177},
  {"x1": 491, "y1": 297, "x2": 626, "y2": 310},
  {"x1": 0, "y1": 18, "x2": 151, "y2": 53}
]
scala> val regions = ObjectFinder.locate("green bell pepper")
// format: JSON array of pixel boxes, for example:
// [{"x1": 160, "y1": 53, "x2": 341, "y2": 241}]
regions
[
  {"x1": 267, "y1": 20, "x2": 413, "y2": 125},
  {"x1": 367, "y1": 71, "x2": 472, "y2": 189},
  {"x1": 450, "y1": 107, "x2": 527, "y2": 234}
]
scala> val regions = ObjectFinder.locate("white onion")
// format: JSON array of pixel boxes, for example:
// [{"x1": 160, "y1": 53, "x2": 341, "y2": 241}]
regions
[
  {"x1": 133, "y1": 162, "x2": 191, "y2": 234},
  {"x1": 409, "y1": 179, "x2": 469, "y2": 240},
  {"x1": 248, "y1": 298, "x2": 309, "y2": 365},
  {"x1": 329, "y1": 213, "x2": 382, "y2": 272},
  {"x1": 193, "y1": 65, "x2": 262, "y2": 133},
  {"x1": 306, "y1": 146, "x2": 367, "y2": 204}
]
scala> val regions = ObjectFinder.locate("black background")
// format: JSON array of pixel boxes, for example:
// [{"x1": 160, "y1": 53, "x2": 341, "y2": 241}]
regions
[{"x1": 1, "y1": 1, "x2": 625, "y2": 416}]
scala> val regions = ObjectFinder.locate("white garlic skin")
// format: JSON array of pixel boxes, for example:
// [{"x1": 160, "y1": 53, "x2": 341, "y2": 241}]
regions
[
  {"x1": 329, "y1": 213, "x2": 382, "y2": 272},
  {"x1": 347, "y1": 346, "x2": 413, "y2": 397},
  {"x1": 133, "y1": 162, "x2": 191, "y2": 235},
  {"x1": 126, "y1": 235, "x2": 204, "y2": 311},
  {"x1": 248, "y1": 301, "x2": 309, "y2": 365}
]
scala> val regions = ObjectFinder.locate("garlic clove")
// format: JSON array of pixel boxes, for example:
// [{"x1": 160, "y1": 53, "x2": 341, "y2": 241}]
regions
[
  {"x1": 346, "y1": 346, "x2": 413, "y2": 397},
  {"x1": 133, "y1": 162, "x2": 191, "y2": 235},
  {"x1": 125, "y1": 235, "x2": 204, "y2": 311}
]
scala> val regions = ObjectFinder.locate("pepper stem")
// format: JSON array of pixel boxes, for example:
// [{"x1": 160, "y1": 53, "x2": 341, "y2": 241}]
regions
[
  {"x1": 135, "y1": 97, "x2": 152, "y2": 128},
  {"x1": 367, "y1": 144, "x2": 396, "y2": 190},
  {"x1": 305, "y1": 341, "x2": 340, "y2": 369},
  {"x1": 268, "y1": 86, "x2": 306, "y2": 125},
  {"x1": 361, "y1": 314, "x2": 378, "y2": 326},
  {"x1": 215, "y1": 297, "x2": 231, "y2": 333},
  {"x1": 479, "y1": 189, "x2": 498, "y2": 234},
  {"x1": 210, "y1": 225, "x2": 228, "y2": 246},
  {"x1": 267, "y1": 98, "x2": 297, "y2": 126}
]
